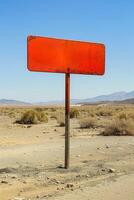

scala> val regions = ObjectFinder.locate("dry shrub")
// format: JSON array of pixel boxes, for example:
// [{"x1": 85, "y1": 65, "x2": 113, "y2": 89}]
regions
[
  {"x1": 70, "y1": 108, "x2": 79, "y2": 118},
  {"x1": 88, "y1": 112, "x2": 95, "y2": 117},
  {"x1": 50, "y1": 113, "x2": 57, "y2": 119},
  {"x1": 118, "y1": 112, "x2": 134, "y2": 120},
  {"x1": 34, "y1": 107, "x2": 44, "y2": 112},
  {"x1": 101, "y1": 118, "x2": 134, "y2": 136},
  {"x1": 79, "y1": 117, "x2": 97, "y2": 129},
  {"x1": 118, "y1": 112, "x2": 128, "y2": 119},
  {"x1": 50, "y1": 107, "x2": 57, "y2": 112},
  {"x1": 129, "y1": 113, "x2": 134, "y2": 119},
  {"x1": 58, "y1": 121, "x2": 65, "y2": 127},
  {"x1": 96, "y1": 109, "x2": 113, "y2": 117},
  {"x1": 97, "y1": 117, "x2": 111, "y2": 128},
  {"x1": 56, "y1": 112, "x2": 65, "y2": 127},
  {"x1": 16, "y1": 110, "x2": 48, "y2": 124}
]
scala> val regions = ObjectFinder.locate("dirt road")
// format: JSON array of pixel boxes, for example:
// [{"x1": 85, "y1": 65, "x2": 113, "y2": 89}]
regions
[{"x1": 0, "y1": 117, "x2": 134, "y2": 200}]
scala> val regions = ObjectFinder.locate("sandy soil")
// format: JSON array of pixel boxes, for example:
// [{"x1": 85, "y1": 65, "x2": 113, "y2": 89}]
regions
[{"x1": 0, "y1": 115, "x2": 134, "y2": 200}]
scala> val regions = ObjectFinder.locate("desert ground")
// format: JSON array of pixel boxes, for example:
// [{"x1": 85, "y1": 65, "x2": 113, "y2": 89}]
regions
[{"x1": 0, "y1": 104, "x2": 134, "y2": 200}]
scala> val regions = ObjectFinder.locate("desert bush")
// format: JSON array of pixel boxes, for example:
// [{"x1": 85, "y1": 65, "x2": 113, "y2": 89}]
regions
[
  {"x1": 50, "y1": 113, "x2": 57, "y2": 119},
  {"x1": 70, "y1": 108, "x2": 79, "y2": 118},
  {"x1": 118, "y1": 111, "x2": 134, "y2": 120},
  {"x1": 35, "y1": 107, "x2": 44, "y2": 112},
  {"x1": 50, "y1": 107, "x2": 57, "y2": 112},
  {"x1": 89, "y1": 112, "x2": 95, "y2": 117},
  {"x1": 101, "y1": 118, "x2": 134, "y2": 136},
  {"x1": 129, "y1": 113, "x2": 134, "y2": 119},
  {"x1": 56, "y1": 112, "x2": 65, "y2": 127},
  {"x1": 8, "y1": 111, "x2": 16, "y2": 118},
  {"x1": 58, "y1": 120, "x2": 65, "y2": 127},
  {"x1": 79, "y1": 117, "x2": 97, "y2": 129},
  {"x1": 96, "y1": 109, "x2": 112, "y2": 117},
  {"x1": 16, "y1": 110, "x2": 48, "y2": 124},
  {"x1": 118, "y1": 112, "x2": 128, "y2": 120}
]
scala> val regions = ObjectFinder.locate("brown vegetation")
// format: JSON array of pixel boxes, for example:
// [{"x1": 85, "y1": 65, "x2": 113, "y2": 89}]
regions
[
  {"x1": 16, "y1": 110, "x2": 48, "y2": 124},
  {"x1": 79, "y1": 117, "x2": 97, "y2": 129},
  {"x1": 56, "y1": 112, "x2": 65, "y2": 127},
  {"x1": 0, "y1": 104, "x2": 134, "y2": 135},
  {"x1": 101, "y1": 118, "x2": 134, "y2": 136},
  {"x1": 70, "y1": 108, "x2": 79, "y2": 118}
]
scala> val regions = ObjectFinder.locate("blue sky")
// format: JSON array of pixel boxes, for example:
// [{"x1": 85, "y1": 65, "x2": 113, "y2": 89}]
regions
[{"x1": 0, "y1": 0, "x2": 134, "y2": 102}]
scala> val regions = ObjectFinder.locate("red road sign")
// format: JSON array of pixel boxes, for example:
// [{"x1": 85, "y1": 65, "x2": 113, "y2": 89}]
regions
[
  {"x1": 27, "y1": 35, "x2": 106, "y2": 169},
  {"x1": 27, "y1": 36, "x2": 105, "y2": 75}
]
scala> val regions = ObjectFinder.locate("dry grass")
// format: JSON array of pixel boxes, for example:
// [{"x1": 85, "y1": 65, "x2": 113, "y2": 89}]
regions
[
  {"x1": 95, "y1": 109, "x2": 113, "y2": 117},
  {"x1": 101, "y1": 118, "x2": 134, "y2": 136},
  {"x1": 56, "y1": 112, "x2": 65, "y2": 127},
  {"x1": 16, "y1": 110, "x2": 48, "y2": 124},
  {"x1": 118, "y1": 111, "x2": 134, "y2": 120},
  {"x1": 79, "y1": 117, "x2": 97, "y2": 129},
  {"x1": 0, "y1": 104, "x2": 134, "y2": 136},
  {"x1": 70, "y1": 108, "x2": 79, "y2": 118}
]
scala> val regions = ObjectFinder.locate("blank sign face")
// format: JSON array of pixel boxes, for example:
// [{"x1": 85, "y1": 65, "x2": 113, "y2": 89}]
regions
[{"x1": 27, "y1": 36, "x2": 105, "y2": 75}]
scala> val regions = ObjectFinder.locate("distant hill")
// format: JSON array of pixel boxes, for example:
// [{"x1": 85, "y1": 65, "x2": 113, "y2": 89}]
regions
[
  {"x1": 117, "y1": 98, "x2": 134, "y2": 104},
  {"x1": 0, "y1": 90, "x2": 134, "y2": 106},
  {"x1": 78, "y1": 91, "x2": 134, "y2": 104},
  {"x1": 79, "y1": 91, "x2": 134, "y2": 104},
  {"x1": 38, "y1": 91, "x2": 134, "y2": 105},
  {"x1": 0, "y1": 99, "x2": 31, "y2": 106},
  {"x1": 36, "y1": 99, "x2": 79, "y2": 105}
]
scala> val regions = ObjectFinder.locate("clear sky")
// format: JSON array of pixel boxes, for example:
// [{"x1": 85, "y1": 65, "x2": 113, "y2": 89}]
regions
[{"x1": 0, "y1": 0, "x2": 134, "y2": 102}]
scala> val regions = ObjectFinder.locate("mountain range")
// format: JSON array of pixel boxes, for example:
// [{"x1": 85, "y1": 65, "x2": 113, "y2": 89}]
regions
[
  {"x1": 78, "y1": 91, "x2": 134, "y2": 104},
  {"x1": 0, "y1": 99, "x2": 31, "y2": 106},
  {"x1": 0, "y1": 90, "x2": 134, "y2": 105}
]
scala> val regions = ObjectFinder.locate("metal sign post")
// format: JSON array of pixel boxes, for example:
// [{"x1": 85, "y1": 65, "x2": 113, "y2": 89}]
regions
[{"x1": 65, "y1": 73, "x2": 70, "y2": 169}]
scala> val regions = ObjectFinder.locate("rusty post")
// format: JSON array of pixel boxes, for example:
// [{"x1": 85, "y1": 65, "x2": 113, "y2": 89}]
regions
[{"x1": 65, "y1": 73, "x2": 70, "y2": 169}]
